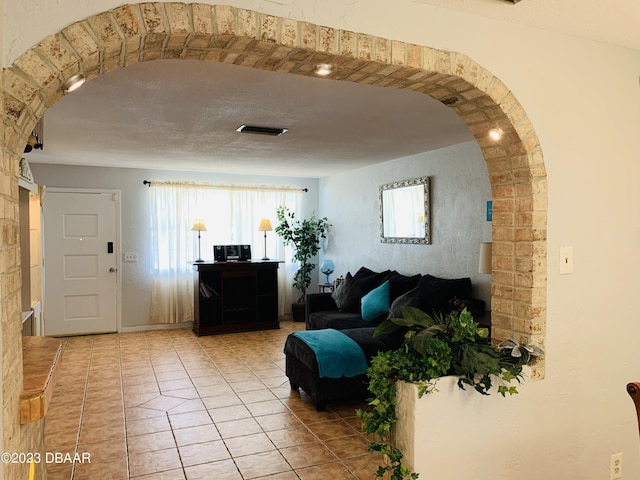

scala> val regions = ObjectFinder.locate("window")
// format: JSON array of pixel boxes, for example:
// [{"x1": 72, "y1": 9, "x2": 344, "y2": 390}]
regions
[{"x1": 149, "y1": 182, "x2": 301, "y2": 323}]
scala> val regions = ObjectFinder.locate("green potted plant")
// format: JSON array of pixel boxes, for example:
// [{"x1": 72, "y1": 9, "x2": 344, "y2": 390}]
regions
[
  {"x1": 357, "y1": 306, "x2": 543, "y2": 479},
  {"x1": 275, "y1": 205, "x2": 329, "y2": 321}
]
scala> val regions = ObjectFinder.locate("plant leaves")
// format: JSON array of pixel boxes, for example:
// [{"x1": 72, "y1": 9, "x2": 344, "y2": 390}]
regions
[
  {"x1": 362, "y1": 306, "x2": 537, "y2": 480},
  {"x1": 477, "y1": 327, "x2": 489, "y2": 338},
  {"x1": 373, "y1": 319, "x2": 401, "y2": 337},
  {"x1": 394, "y1": 306, "x2": 436, "y2": 327},
  {"x1": 498, "y1": 339, "x2": 517, "y2": 350},
  {"x1": 410, "y1": 325, "x2": 446, "y2": 356},
  {"x1": 526, "y1": 344, "x2": 545, "y2": 356}
]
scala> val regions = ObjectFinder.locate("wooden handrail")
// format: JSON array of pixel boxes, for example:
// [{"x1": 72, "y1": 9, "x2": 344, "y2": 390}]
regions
[{"x1": 627, "y1": 382, "x2": 640, "y2": 435}]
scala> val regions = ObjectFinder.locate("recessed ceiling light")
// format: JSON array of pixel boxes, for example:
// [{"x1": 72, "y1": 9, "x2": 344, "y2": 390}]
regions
[
  {"x1": 236, "y1": 125, "x2": 289, "y2": 136},
  {"x1": 488, "y1": 128, "x2": 503, "y2": 141},
  {"x1": 314, "y1": 63, "x2": 333, "y2": 76},
  {"x1": 63, "y1": 73, "x2": 86, "y2": 94}
]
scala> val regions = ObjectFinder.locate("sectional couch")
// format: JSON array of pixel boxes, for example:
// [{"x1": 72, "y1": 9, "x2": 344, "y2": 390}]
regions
[{"x1": 285, "y1": 267, "x2": 485, "y2": 410}]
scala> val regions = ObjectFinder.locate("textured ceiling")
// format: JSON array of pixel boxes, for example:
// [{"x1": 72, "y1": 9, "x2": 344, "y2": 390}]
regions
[
  {"x1": 25, "y1": 0, "x2": 639, "y2": 178},
  {"x1": 31, "y1": 60, "x2": 474, "y2": 178}
]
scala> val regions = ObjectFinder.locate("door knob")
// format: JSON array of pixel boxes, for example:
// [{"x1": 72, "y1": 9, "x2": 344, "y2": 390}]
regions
[{"x1": 109, "y1": 267, "x2": 117, "y2": 272}]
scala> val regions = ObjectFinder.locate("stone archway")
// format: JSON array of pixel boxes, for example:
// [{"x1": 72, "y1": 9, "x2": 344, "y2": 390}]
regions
[{"x1": 2, "y1": 0, "x2": 546, "y2": 405}]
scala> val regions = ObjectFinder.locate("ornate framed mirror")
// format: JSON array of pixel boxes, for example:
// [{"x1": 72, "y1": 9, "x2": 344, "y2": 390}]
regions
[{"x1": 379, "y1": 176, "x2": 430, "y2": 244}]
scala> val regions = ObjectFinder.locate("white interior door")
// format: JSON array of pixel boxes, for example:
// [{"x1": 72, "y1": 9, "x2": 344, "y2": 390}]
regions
[{"x1": 43, "y1": 190, "x2": 119, "y2": 335}]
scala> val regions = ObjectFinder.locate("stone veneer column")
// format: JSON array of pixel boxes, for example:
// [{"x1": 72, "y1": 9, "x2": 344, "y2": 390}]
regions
[
  {"x1": 1, "y1": 71, "x2": 31, "y2": 479},
  {"x1": 0, "y1": 63, "x2": 4, "y2": 480}
]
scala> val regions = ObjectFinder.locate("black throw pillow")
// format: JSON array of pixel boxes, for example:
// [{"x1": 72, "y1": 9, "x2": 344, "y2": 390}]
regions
[
  {"x1": 384, "y1": 271, "x2": 422, "y2": 301},
  {"x1": 416, "y1": 274, "x2": 472, "y2": 315},
  {"x1": 352, "y1": 267, "x2": 391, "y2": 295},
  {"x1": 331, "y1": 272, "x2": 364, "y2": 313},
  {"x1": 387, "y1": 287, "x2": 422, "y2": 319}
]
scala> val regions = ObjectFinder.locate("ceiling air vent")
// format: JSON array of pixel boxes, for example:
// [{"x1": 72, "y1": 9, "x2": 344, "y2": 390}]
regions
[
  {"x1": 504, "y1": 0, "x2": 523, "y2": 3},
  {"x1": 236, "y1": 125, "x2": 288, "y2": 136}
]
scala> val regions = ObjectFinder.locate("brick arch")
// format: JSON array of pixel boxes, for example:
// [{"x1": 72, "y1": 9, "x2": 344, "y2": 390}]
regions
[{"x1": 2, "y1": 3, "x2": 547, "y2": 375}]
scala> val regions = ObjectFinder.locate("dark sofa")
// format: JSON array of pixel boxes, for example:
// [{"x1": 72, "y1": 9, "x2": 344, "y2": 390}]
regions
[
  {"x1": 286, "y1": 267, "x2": 484, "y2": 410},
  {"x1": 306, "y1": 267, "x2": 480, "y2": 330}
]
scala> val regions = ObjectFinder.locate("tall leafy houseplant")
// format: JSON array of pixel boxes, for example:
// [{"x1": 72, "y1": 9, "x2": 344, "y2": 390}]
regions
[
  {"x1": 357, "y1": 306, "x2": 543, "y2": 480},
  {"x1": 275, "y1": 206, "x2": 329, "y2": 304}
]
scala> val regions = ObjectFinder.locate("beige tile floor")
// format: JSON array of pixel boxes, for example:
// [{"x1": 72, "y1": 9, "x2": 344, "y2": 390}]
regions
[{"x1": 45, "y1": 320, "x2": 386, "y2": 480}]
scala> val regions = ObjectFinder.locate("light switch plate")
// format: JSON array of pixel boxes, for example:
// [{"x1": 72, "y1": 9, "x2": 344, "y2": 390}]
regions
[{"x1": 559, "y1": 246, "x2": 573, "y2": 274}]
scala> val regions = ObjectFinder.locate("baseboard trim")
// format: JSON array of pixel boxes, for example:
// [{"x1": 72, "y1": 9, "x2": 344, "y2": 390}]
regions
[{"x1": 120, "y1": 321, "x2": 193, "y2": 333}]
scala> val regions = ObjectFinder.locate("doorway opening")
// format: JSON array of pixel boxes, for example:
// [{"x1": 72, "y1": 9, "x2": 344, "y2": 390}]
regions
[{"x1": 3, "y1": 3, "x2": 547, "y2": 376}]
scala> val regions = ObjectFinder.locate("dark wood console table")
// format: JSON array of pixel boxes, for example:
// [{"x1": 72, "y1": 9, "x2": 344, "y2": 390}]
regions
[{"x1": 193, "y1": 261, "x2": 280, "y2": 336}]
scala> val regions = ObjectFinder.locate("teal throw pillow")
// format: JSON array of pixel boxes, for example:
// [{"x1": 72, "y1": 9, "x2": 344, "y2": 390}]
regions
[{"x1": 361, "y1": 280, "x2": 390, "y2": 322}]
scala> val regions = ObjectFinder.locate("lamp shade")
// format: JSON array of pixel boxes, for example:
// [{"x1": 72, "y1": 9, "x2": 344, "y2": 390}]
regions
[
  {"x1": 258, "y1": 219, "x2": 273, "y2": 232},
  {"x1": 192, "y1": 220, "x2": 207, "y2": 232},
  {"x1": 479, "y1": 242, "x2": 492, "y2": 274}
]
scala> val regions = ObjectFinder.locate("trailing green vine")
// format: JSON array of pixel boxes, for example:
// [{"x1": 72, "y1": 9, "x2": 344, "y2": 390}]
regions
[{"x1": 356, "y1": 306, "x2": 543, "y2": 480}]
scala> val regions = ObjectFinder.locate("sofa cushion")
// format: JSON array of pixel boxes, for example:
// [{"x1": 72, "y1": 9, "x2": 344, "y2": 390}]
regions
[
  {"x1": 388, "y1": 287, "x2": 421, "y2": 319},
  {"x1": 416, "y1": 274, "x2": 472, "y2": 314},
  {"x1": 352, "y1": 267, "x2": 391, "y2": 295},
  {"x1": 342, "y1": 327, "x2": 394, "y2": 361},
  {"x1": 384, "y1": 271, "x2": 422, "y2": 301},
  {"x1": 307, "y1": 311, "x2": 374, "y2": 330},
  {"x1": 331, "y1": 272, "x2": 363, "y2": 313},
  {"x1": 361, "y1": 280, "x2": 390, "y2": 322}
]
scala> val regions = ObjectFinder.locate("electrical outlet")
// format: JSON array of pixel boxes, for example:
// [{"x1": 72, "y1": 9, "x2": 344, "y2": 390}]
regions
[
  {"x1": 123, "y1": 252, "x2": 138, "y2": 263},
  {"x1": 610, "y1": 452, "x2": 623, "y2": 480}
]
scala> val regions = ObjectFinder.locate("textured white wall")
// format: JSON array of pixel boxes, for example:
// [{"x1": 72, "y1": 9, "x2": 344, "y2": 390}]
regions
[
  {"x1": 30, "y1": 163, "x2": 319, "y2": 328},
  {"x1": 319, "y1": 141, "x2": 492, "y2": 304},
  {"x1": 8, "y1": 1, "x2": 640, "y2": 479},
  {"x1": 395, "y1": 377, "x2": 550, "y2": 479}
]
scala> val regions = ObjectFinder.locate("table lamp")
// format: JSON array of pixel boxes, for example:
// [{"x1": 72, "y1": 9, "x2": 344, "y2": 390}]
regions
[
  {"x1": 192, "y1": 219, "x2": 207, "y2": 263},
  {"x1": 479, "y1": 242, "x2": 492, "y2": 274},
  {"x1": 258, "y1": 219, "x2": 273, "y2": 260}
]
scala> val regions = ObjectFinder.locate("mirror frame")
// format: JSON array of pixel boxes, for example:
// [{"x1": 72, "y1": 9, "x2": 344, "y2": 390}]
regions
[{"x1": 379, "y1": 176, "x2": 431, "y2": 244}]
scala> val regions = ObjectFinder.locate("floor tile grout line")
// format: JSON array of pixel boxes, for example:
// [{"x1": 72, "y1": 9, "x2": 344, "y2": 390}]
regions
[
  {"x1": 148, "y1": 330, "x2": 188, "y2": 480},
  {"x1": 218, "y1": 326, "x2": 368, "y2": 477},
  {"x1": 171, "y1": 329, "x2": 246, "y2": 480},
  {"x1": 193, "y1": 330, "x2": 352, "y2": 479},
  {"x1": 170, "y1": 330, "x2": 206, "y2": 480},
  {"x1": 70, "y1": 336, "x2": 93, "y2": 480},
  {"x1": 117, "y1": 334, "x2": 132, "y2": 480},
  {"x1": 48, "y1": 325, "x2": 376, "y2": 479},
  {"x1": 176, "y1": 329, "x2": 304, "y2": 479}
]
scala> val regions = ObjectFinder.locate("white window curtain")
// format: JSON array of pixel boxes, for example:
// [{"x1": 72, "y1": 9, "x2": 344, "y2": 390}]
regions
[{"x1": 149, "y1": 182, "x2": 301, "y2": 324}]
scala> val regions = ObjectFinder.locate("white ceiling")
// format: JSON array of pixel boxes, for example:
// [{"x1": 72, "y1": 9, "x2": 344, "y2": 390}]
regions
[
  {"x1": 31, "y1": 60, "x2": 473, "y2": 178},
  {"x1": 26, "y1": 0, "x2": 639, "y2": 178}
]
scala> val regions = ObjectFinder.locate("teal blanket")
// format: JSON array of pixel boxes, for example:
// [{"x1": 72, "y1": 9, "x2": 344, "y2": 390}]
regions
[{"x1": 289, "y1": 329, "x2": 368, "y2": 379}]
